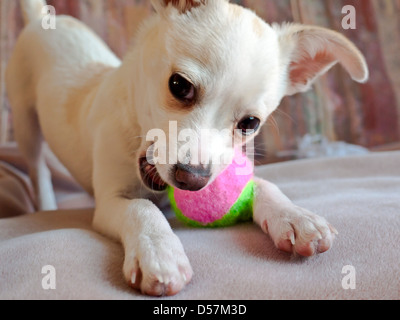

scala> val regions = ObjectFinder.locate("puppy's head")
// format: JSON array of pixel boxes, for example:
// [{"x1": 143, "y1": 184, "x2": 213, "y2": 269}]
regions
[{"x1": 133, "y1": 0, "x2": 368, "y2": 192}]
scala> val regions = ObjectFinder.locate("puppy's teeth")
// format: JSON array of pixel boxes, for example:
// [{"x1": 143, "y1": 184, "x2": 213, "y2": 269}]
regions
[{"x1": 182, "y1": 273, "x2": 187, "y2": 283}]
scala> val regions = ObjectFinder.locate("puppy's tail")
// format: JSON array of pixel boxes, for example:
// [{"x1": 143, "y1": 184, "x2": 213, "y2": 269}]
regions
[{"x1": 20, "y1": 0, "x2": 47, "y2": 25}]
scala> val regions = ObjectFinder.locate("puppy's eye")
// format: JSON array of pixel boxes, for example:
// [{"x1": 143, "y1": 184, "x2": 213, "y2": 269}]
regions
[
  {"x1": 237, "y1": 116, "x2": 261, "y2": 136},
  {"x1": 169, "y1": 73, "x2": 196, "y2": 103}
]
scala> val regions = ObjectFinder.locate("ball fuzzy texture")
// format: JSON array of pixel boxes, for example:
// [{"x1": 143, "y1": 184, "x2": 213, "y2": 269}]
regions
[{"x1": 168, "y1": 150, "x2": 254, "y2": 228}]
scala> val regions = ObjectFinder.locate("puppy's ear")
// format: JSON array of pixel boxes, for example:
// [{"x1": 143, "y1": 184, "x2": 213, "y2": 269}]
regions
[
  {"x1": 151, "y1": 0, "x2": 208, "y2": 14},
  {"x1": 275, "y1": 24, "x2": 369, "y2": 96}
]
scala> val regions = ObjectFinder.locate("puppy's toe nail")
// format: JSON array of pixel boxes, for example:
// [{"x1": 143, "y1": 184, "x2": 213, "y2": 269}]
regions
[
  {"x1": 262, "y1": 220, "x2": 269, "y2": 234},
  {"x1": 329, "y1": 224, "x2": 339, "y2": 235},
  {"x1": 131, "y1": 272, "x2": 137, "y2": 285},
  {"x1": 288, "y1": 231, "x2": 295, "y2": 245},
  {"x1": 156, "y1": 274, "x2": 165, "y2": 284},
  {"x1": 179, "y1": 265, "x2": 193, "y2": 285}
]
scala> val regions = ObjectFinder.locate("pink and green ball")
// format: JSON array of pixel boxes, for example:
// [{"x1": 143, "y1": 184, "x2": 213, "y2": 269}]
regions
[{"x1": 168, "y1": 151, "x2": 254, "y2": 228}]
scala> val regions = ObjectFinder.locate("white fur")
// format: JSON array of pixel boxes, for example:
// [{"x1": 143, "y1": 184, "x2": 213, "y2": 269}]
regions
[
  {"x1": 20, "y1": 0, "x2": 46, "y2": 24},
  {"x1": 6, "y1": 0, "x2": 367, "y2": 296}
]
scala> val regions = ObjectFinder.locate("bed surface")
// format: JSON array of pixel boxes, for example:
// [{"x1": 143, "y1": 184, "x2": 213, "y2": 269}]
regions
[{"x1": 0, "y1": 146, "x2": 399, "y2": 300}]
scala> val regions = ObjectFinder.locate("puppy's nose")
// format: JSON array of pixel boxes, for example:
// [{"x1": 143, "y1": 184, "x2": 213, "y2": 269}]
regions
[{"x1": 174, "y1": 163, "x2": 211, "y2": 191}]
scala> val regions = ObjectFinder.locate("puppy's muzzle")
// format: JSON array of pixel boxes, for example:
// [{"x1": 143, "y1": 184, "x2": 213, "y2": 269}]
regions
[{"x1": 173, "y1": 163, "x2": 211, "y2": 191}]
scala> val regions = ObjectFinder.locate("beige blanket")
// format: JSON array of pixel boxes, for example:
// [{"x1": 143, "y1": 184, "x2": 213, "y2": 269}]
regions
[{"x1": 0, "y1": 145, "x2": 399, "y2": 300}]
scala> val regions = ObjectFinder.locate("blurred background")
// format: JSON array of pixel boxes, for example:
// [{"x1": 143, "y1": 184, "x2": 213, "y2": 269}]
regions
[{"x1": 1, "y1": 0, "x2": 399, "y2": 164}]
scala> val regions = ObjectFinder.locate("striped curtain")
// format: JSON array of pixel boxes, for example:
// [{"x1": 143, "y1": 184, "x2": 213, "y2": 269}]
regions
[{"x1": 1, "y1": 0, "x2": 399, "y2": 163}]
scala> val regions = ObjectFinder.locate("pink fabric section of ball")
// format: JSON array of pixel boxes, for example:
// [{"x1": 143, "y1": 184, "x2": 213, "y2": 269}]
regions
[{"x1": 173, "y1": 150, "x2": 254, "y2": 224}]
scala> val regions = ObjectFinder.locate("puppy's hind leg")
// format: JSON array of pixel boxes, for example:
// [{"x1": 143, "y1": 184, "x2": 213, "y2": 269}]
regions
[
  {"x1": 6, "y1": 34, "x2": 57, "y2": 212},
  {"x1": 12, "y1": 104, "x2": 57, "y2": 212}
]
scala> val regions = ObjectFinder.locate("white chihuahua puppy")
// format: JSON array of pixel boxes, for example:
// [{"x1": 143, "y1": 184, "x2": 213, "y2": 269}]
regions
[{"x1": 7, "y1": 0, "x2": 368, "y2": 296}]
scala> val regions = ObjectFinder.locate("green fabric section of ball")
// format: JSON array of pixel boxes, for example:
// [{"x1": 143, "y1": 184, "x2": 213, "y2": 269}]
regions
[{"x1": 168, "y1": 180, "x2": 254, "y2": 228}]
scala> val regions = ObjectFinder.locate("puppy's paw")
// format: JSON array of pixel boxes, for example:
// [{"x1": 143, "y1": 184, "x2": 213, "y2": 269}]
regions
[
  {"x1": 263, "y1": 206, "x2": 338, "y2": 257},
  {"x1": 123, "y1": 233, "x2": 193, "y2": 296}
]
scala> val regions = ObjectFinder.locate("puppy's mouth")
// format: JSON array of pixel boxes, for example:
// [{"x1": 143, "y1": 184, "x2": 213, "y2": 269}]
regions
[{"x1": 139, "y1": 156, "x2": 168, "y2": 191}]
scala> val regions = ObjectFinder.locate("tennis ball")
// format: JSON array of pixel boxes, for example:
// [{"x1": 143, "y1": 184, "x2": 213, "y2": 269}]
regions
[{"x1": 168, "y1": 150, "x2": 254, "y2": 228}]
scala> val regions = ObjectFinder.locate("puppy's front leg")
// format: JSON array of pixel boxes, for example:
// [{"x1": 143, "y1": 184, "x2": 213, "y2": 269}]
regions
[
  {"x1": 93, "y1": 197, "x2": 192, "y2": 296},
  {"x1": 91, "y1": 129, "x2": 192, "y2": 296},
  {"x1": 253, "y1": 178, "x2": 337, "y2": 256}
]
